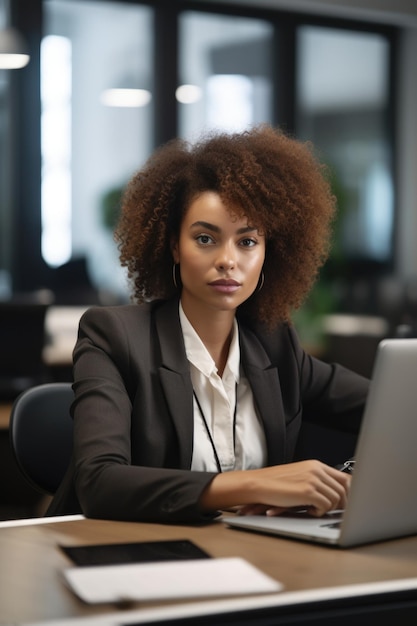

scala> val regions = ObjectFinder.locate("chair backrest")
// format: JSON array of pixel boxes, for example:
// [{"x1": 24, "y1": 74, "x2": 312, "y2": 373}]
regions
[{"x1": 9, "y1": 382, "x2": 74, "y2": 495}]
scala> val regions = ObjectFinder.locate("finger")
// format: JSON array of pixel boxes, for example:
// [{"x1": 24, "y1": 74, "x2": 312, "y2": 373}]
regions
[
  {"x1": 323, "y1": 470, "x2": 351, "y2": 508},
  {"x1": 238, "y1": 504, "x2": 271, "y2": 516},
  {"x1": 306, "y1": 475, "x2": 350, "y2": 516},
  {"x1": 311, "y1": 465, "x2": 351, "y2": 504},
  {"x1": 265, "y1": 506, "x2": 288, "y2": 516}
]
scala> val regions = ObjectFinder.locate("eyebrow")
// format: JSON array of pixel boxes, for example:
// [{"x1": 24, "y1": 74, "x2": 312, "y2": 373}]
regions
[{"x1": 189, "y1": 221, "x2": 258, "y2": 235}]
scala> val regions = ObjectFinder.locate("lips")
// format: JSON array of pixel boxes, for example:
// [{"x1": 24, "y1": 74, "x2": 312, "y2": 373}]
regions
[
  {"x1": 208, "y1": 279, "x2": 241, "y2": 293},
  {"x1": 209, "y1": 279, "x2": 240, "y2": 286}
]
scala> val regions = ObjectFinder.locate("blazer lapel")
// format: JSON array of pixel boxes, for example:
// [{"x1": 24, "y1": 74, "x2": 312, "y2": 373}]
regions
[
  {"x1": 240, "y1": 326, "x2": 286, "y2": 465},
  {"x1": 154, "y1": 299, "x2": 194, "y2": 469},
  {"x1": 154, "y1": 300, "x2": 287, "y2": 468}
]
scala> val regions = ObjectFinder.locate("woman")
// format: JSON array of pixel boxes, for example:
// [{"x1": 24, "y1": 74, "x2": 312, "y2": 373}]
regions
[{"x1": 47, "y1": 125, "x2": 369, "y2": 523}]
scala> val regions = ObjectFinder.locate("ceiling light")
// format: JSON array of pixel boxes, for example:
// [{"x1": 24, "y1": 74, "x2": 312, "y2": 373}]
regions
[
  {"x1": 100, "y1": 88, "x2": 152, "y2": 108},
  {"x1": 0, "y1": 27, "x2": 30, "y2": 69},
  {"x1": 175, "y1": 84, "x2": 202, "y2": 104}
]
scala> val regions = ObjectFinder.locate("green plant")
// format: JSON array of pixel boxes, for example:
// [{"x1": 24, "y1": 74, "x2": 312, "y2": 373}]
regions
[{"x1": 101, "y1": 185, "x2": 125, "y2": 232}]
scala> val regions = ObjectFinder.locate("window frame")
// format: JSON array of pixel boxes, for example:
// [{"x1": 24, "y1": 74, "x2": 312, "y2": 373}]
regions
[{"x1": 7, "y1": 0, "x2": 398, "y2": 291}]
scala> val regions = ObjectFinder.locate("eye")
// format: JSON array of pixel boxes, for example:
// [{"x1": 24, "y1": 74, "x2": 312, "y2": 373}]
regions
[
  {"x1": 196, "y1": 234, "x2": 215, "y2": 245},
  {"x1": 239, "y1": 237, "x2": 257, "y2": 248}
]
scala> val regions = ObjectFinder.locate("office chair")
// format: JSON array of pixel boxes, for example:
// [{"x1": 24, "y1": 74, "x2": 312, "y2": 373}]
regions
[{"x1": 9, "y1": 382, "x2": 74, "y2": 495}]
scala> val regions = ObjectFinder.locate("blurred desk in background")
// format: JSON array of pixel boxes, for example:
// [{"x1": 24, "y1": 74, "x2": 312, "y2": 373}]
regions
[
  {"x1": 0, "y1": 403, "x2": 11, "y2": 430},
  {"x1": 0, "y1": 300, "x2": 50, "y2": 399},
  {"x1": 43, "y1": 305, "x2": 88, "y2": 369},
  {"x1": 43, "y1": 309, "x2": 390, "y2": 379},
  {"x1": 322, "y1": 314, "x2": 389, "y2": 337},
  {"x1": 322, "y1": 314, "x2": 389, "y2": 379}
]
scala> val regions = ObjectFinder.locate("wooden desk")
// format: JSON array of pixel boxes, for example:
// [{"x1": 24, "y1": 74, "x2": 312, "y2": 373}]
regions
[{"x1": 1, "y1": 515, "x2": 417, "y2": 624}]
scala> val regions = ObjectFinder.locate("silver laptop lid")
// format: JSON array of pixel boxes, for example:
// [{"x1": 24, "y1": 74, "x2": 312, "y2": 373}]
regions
[
  {"x1": 339, "y1": 338, "x2": 417, "y2": 546},
  {"x1": 223, "y1": 339, "x2": 417, "y2": 548}
]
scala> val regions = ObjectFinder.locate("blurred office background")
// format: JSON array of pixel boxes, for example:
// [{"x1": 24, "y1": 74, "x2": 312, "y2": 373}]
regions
[
  {"x1": 0, "y1": 0, "x2": 416, "y2": 515},
  {"x1": 2, "y1": 0, "x2": 417, "y2": 388},
  {"x1": 1, "y1": 0, "x2": 416, "y2": 327}
]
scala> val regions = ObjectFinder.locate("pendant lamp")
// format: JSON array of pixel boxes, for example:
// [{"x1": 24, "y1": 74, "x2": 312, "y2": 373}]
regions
[{"x1": 0, "y1": 0, "x2": 30, "y2": 70}]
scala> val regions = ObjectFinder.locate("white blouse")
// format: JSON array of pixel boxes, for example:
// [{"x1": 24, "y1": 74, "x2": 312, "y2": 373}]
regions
[{"x1": 179, "y1": 303, "x2": 267, "y2": 473}]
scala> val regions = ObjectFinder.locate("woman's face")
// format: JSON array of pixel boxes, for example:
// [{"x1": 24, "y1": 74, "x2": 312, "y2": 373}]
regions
[{"x1": 172, "y1": 191, "x2": 265, "y2": 319}]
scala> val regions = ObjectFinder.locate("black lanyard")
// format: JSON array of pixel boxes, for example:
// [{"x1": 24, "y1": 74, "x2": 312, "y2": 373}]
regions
[{"x1": 193, "y1": 383, "x2": 238, "y2": 473}]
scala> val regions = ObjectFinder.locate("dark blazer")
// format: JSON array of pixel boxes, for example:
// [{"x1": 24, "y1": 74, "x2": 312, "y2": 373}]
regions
[{"x1": 47, "y1": 298, "x2": 369, "y2": 523}]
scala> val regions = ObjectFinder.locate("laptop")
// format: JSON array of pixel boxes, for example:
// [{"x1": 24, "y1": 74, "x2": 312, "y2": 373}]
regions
[{"x1": 223, "y1": 338, "x2": 417, "y2": 548}]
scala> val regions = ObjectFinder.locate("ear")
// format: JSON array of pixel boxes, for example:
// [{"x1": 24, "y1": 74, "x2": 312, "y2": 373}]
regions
[{"x1": 171, "y1": 237, "x2": 180, "y2": 264}]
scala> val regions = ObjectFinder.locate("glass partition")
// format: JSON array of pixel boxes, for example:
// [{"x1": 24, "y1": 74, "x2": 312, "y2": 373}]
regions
[
  {"x1": 179, "y1": 11, "x2": 273, "y2": 140},
  {"x1": 42, "y1": 0, "x2": 153, "y2": 300},
  {"x1": 297, "y1": 26, "x2": 393, "y2": 271},
  {"x1": 0, "y1": 0, "x2": 11, "y2": 294}
]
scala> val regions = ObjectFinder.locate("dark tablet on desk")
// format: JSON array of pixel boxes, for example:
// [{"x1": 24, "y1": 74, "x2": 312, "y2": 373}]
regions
[{"x1": 61, "y1": 539, "x2": 211, "y2": 566}]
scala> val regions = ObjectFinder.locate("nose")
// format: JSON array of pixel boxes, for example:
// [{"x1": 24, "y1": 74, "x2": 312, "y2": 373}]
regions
[{"x1": 215, "y1": 243, "x2": 236, "y2": 272}]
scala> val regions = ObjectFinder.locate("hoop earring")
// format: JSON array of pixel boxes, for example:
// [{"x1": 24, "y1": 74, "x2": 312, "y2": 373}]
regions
[
  {"x1": 257, "y1": 271, "x2": 264, "y2": 292},
  {"x1": 172, "y1": 263, "x2": 179, "y2": 289}
]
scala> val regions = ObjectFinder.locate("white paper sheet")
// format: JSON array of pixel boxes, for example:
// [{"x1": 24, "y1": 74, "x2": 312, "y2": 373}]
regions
[{"x1": 63, "y1": 556, "x2": 282, "y2": 604}]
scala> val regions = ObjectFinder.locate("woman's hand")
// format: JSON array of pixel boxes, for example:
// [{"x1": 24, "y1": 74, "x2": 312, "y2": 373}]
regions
[{"x1": 199, "y1": 460, "x2": 351, "y2": 518}]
